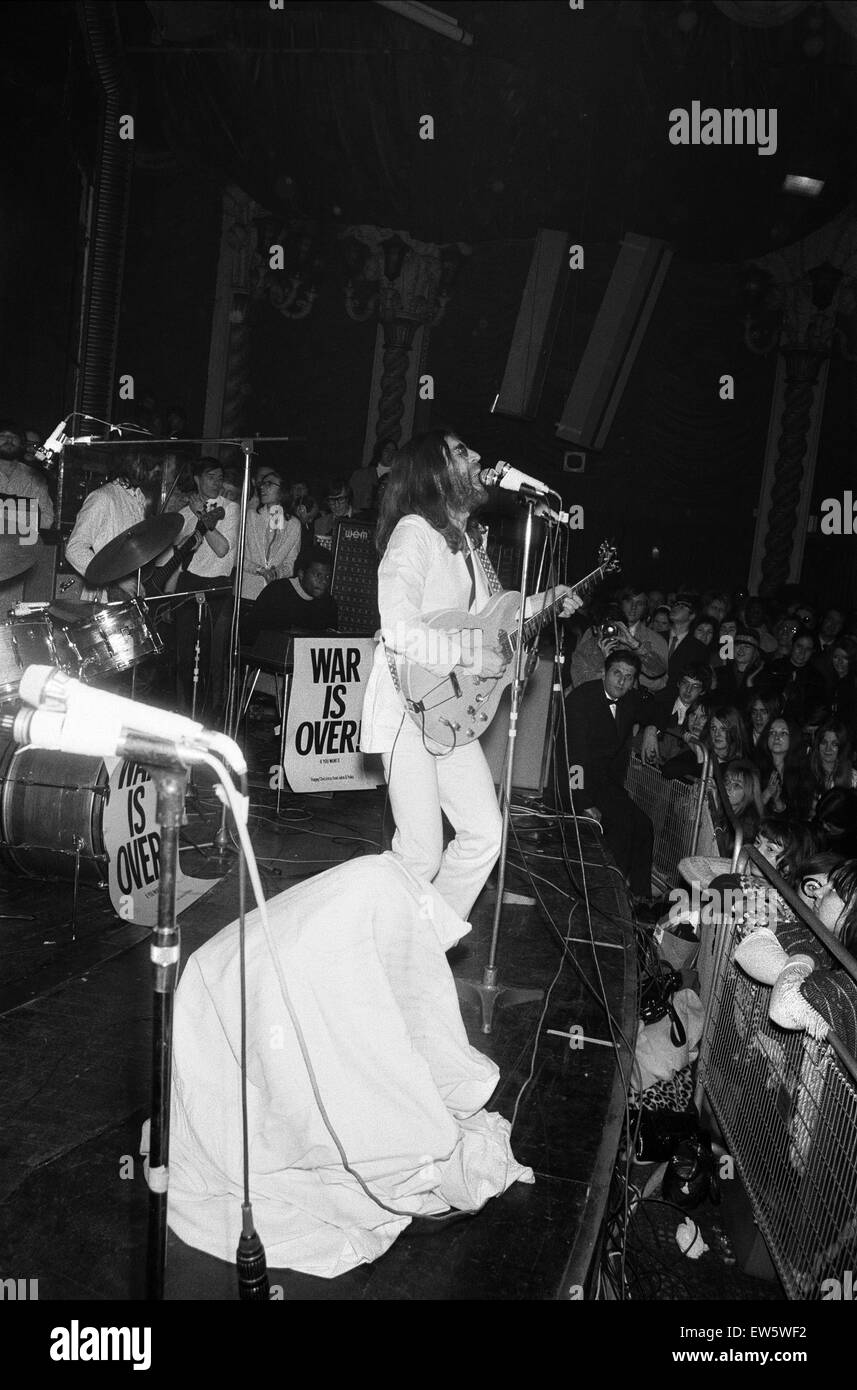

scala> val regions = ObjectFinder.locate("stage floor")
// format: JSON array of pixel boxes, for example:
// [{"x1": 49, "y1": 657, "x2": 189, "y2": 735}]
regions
[{"x1": 0, "y1": 713, "x2": 783, "y2": 1301}]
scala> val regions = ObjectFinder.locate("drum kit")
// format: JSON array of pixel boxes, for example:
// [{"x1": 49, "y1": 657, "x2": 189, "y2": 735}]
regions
[{"x1": 0, "y1": 515, "x2": 221, "y2": 904}]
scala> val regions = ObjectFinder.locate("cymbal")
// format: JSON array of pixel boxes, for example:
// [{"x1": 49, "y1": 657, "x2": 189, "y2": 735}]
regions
[
  {"x1": 0, "y1": 536, "x2": 42, "y2": 583},
  {"x1": 85, "y1": 514, "x2": 184, "y2": 586}
]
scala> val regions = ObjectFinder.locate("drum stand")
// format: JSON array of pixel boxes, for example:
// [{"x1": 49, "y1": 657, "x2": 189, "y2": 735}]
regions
[{"x1": 190, "y1": 592, "x2": 206, "y2": 724}]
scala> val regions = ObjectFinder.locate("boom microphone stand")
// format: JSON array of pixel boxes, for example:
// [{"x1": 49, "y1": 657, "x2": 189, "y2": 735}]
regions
[{"x1": 455, "y1": 495, "x2": 546, "y2": 1034}]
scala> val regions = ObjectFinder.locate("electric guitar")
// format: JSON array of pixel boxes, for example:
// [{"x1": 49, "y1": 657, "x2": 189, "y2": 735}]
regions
[{"x1": 389, "y1": 541, "x2": 620, "y2": 750}]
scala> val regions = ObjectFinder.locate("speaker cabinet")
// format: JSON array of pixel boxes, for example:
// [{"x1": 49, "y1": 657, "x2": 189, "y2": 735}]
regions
[
  {"x1": 494, "y1": 229, "x2": 569, "y2": 420},
  {"x1": 556, "y1": 233, "x2": 672, "y2": 449},
  {"x1": 330, "y1": 518, "x2": 380, "y2": 635},
  {"x1": 480, "y1": 652, "x2": 555, "y2": 796}
]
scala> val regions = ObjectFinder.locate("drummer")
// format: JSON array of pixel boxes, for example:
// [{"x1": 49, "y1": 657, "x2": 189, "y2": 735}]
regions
[{"x1": 64, "y1": 447, "x2": 160, "y2": 602}]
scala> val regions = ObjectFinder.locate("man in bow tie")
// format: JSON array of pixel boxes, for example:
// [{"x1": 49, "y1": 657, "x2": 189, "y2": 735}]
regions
[{"x1": 562, "y1": 648, "x2": 660, "y2": 904}]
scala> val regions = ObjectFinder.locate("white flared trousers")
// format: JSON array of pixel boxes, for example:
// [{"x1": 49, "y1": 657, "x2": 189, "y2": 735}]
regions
[{"x1": 382, "y1": 718, "x2": 503, "y2": 922}]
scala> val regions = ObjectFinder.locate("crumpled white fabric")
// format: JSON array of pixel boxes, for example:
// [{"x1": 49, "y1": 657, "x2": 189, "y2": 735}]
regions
[{"x1": 148, "y1": 853, "x2": 533, "y2": 1278}]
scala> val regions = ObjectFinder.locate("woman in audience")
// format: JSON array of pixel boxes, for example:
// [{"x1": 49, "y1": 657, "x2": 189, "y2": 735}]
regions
[
  {"x1": 674, "y1": 757, "x2": 763, "y2": 890},
  {"x1": 714, "y1": 627, "x2": 764, "y2": 700},
  {"x1": 692, "y1": 615, "x2": 718, "y2": 651},
  {"x1": 722, "y1": 758, "x2": 763, "y2": 845},
  {"x1": 731, "y1": 851, "x2": 843, "y2": 963},
  {"x1": 708, "y1": 704, "x2": 750, "y2": 764},
  {"x1": 240, "y1": 467, "x2": 302, "y2": 603},
  {"x1": 808, "y1": 720, "x2": 857, "y2": 810},
  {"x1": 755, "y1": 715, "x2": 813, "y2": 821},
  {"x1": 746, "y1": 691, "x2": 781, "y2": 750}
]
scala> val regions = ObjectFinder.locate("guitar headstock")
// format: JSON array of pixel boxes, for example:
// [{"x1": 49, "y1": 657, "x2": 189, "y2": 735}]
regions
[{"x1": 596, "y1": 540, "x2": 620, "y2": 575}]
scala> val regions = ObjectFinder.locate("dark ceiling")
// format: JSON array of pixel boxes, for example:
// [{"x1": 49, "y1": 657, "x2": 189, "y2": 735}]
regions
[{"x1": 114, "y1": 0, "x2": 857, "y2": 262}]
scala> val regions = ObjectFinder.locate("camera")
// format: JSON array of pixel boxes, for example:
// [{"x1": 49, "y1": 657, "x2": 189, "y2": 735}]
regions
[{"x1": 599, "y1": 622, "x2": 620, "y2": 642}]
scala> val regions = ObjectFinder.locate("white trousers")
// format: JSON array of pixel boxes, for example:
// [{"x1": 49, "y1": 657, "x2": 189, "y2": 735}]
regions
[{"x1": 382, "y1": 720, "x2": 503, "y2": 922}]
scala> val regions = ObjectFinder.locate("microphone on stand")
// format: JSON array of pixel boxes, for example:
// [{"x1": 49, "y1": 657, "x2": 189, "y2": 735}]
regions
[
  {"x1": 35, "y1": 416, "x2": 71, "y2": 463},
  {"x1": 14, "y1": 666, "x2": 247, "y2": 774},
  {"x1": 479, "y1": 460, "x2": 552, "y2": 496},
  {"x1": 5, "y1": 706, "x2": 197, "y2": 769}
]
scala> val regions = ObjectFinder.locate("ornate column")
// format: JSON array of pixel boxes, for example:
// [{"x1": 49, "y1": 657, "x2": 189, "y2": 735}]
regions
[
  {"x1": 202, "y1": 185, "x2": 256, "y2": 453},
  {"x1": 342, "y1": 228, "x2": 469, "y2": 461},
  {"x1": 745, "y1": 213, "x2": 857, "y2": 596},
  {"x1": 758, "y1": 347, "x2": 828, "y2": 596}
]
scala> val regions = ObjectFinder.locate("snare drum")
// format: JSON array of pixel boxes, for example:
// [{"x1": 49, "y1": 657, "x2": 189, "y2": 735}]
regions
[
  {"x1": 0, "y1": 609, "x2": 78, "y2": 698},
  {"x1": 65, "y1": 598, "x2": 162, "y2": 680},
  {"x1": 0, "y1": 743, "x2": 109, "y2": 884}
]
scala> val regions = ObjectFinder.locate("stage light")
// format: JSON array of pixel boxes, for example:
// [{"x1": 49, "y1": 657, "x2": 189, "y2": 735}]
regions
[
  {"x1": 375, "y1": 1, "x2": 474, "y2": 46},
  {"x1": 782, "y1": 173, "x2": 825, "y2": 198}
]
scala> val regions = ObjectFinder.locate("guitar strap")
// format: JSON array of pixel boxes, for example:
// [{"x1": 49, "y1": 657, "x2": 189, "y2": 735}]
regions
[
  {"x1": 472, "y1": 541, "x2": 504, "y2": 597},
  {"x1": 464, "y1": 551, "x2": 477, "y2": 611}
]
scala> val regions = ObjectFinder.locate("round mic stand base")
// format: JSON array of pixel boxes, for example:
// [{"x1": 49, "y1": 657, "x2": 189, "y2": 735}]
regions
[
  {"x1": 455, "y1": 967, "x2": 543, "y2": 1036},
  {"x1": 453, "y1": 496, "x2": 545, "y2": 1035}
]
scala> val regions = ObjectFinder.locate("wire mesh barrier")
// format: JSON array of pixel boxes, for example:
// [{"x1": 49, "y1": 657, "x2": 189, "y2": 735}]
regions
[
  {"x1": 693, "y1": 759, "x2": 857, "y2": 1300},
  {"x1": 621, "y1": 746, "x2": 857, "y2": 1296},
  {"x1": 699, "y1": 919, "x2": 857, "y2": 1298},
  {"x1": 623, "y1": 751, "x2": 719, "y2": 894}
]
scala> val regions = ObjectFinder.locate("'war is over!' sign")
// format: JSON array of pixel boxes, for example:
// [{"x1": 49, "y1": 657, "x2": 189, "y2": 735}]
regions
[{"x1": 283, "y1": 637, "x2": 383, "y2": 793}]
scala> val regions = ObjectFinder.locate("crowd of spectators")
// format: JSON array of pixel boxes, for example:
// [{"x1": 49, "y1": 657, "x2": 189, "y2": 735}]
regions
[{"x1": 566, "y1": 584, "x2": 857, "y2": 1065}]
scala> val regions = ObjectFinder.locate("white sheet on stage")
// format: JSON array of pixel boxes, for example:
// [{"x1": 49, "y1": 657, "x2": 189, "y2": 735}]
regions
[{"x1": 156, "y1": 853, "x2": 534, "y2": 1278}]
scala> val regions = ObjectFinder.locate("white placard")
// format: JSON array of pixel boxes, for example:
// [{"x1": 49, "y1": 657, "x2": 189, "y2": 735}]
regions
[
  {"x1": 103, "y1": 758, "x2": 219, "y2": 926},
  {"x1": 283, "y1": 637, "x2": 384, "y2": 794}
]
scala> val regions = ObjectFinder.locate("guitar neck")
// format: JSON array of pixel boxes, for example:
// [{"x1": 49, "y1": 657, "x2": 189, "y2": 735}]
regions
[
  {"x1": 149, "y1": 529, "x2": 200, "y2": 590},
  {"x1": 513, "y1": 563, "x2": 609, "y2": 650}
]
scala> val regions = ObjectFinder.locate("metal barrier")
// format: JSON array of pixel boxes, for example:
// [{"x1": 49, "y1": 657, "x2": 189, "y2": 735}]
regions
[
  {"x1": 695, "y1": 759, "x2": 857, "y2": 1299},
  {"x1": 623, "y1": 750, "x2": 719, "y2": 893}
]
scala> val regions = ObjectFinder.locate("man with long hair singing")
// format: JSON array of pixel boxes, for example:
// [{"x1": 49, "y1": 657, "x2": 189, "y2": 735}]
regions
[{"x1": 361, "y1": 430, "x2": 581, "y2": 921}]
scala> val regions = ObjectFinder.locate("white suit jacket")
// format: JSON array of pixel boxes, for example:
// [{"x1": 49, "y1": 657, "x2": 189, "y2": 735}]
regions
[{"x1": 360, "y1": 515, "x2": 491, "y2": 753}]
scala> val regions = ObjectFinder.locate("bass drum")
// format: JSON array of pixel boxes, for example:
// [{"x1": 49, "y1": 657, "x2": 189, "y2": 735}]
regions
[{"x1": 0, "y1": 742, "x2": 109, "y2": 884}]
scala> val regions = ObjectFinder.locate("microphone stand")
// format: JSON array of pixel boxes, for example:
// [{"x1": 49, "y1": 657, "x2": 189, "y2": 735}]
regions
[
  {"x1": 145, "y1": 759, "x2": 188, "y2": 1301},
  {"x1": 214, "y1": 439, "x2": 254, "y2": 855},
  {"x1": 455, "y1": 494, "x2": 544, "y2": 1034}
]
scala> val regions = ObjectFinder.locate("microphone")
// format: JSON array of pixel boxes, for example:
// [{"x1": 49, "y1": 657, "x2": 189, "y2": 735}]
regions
[
  {"x1": 479, "y1": 460, "x2": 551, "y2": 496},
  {"x1": 35, "y1": 416, "x2": 70, "y2": 463},
  {"x1": 6, "y1": 706, "x2": 202, "y2": 769},
  {"x1": 16, "y1": 666, "x2": 247, "y2": 774}
]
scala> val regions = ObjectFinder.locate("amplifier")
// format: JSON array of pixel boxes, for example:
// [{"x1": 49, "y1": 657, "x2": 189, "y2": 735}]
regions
[
  {"x1": 480, "y1": 651, "x2": 556, "y2": 797},
  {"x1": 330, "y1": 518, "x2": 380, "y2": 636}
]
